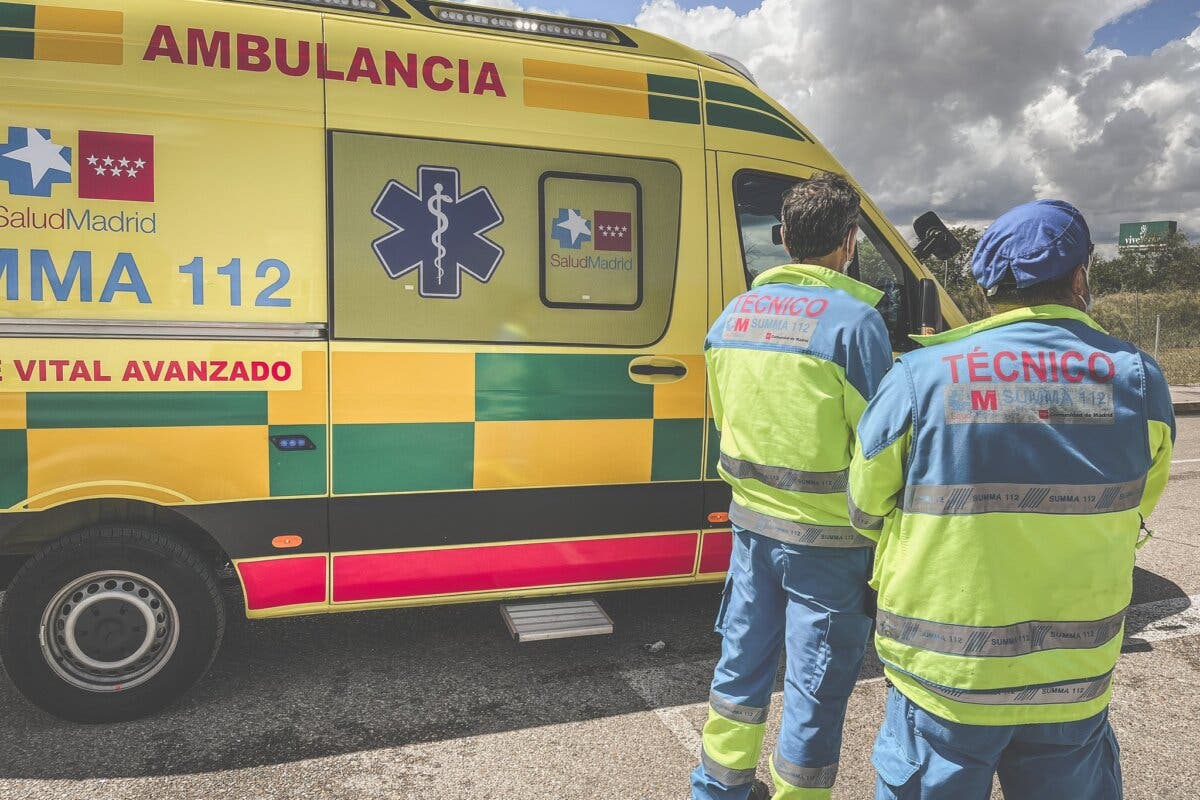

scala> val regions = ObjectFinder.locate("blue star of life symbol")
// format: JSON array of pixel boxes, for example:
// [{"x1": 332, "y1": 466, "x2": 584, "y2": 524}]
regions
[
  {"x1": 0, "y1": 126, "x2": 73, "y2": 198},
  {"x1": 372, "y1": 165, "x2": 505, "y2": 299}
]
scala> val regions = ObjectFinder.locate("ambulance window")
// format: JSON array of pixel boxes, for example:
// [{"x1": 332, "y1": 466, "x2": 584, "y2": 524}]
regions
[
  {"x1": 329, "y1": 133, "x2": 681, "y2": 346},
  {"x1": 732, "y1": 170, "x2": 917, "y2": 350},
  {"x1": 540, "y1": 174, "x2": 643, "y2": 310}
]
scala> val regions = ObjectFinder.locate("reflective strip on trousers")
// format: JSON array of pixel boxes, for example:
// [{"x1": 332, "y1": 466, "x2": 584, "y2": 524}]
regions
[
  {"x1": 720, "y1": 453, "x2": 848, "y2": 494},
  {"x1": 913, "y1": 670, "x2": 1114, "y2": 706},
  {"x1": 903, "y1": 477, "x2": 1146, "y2": 515},
  {"x1": 847, "y1": 494, "x2": 884, "y2": 531},
  {"x1": 701, "y1": 748, "x2": 757, "y2": 787},
  {"x1": 877, "y1": 608, "x2": 1126, "y2": 657},
  {"x1": 771, "y1": 749, "x2": 838, "y2": 789},
  {"x1": 729, "y1": 502, "x2": 875, "y2": 549},
  {"x1": 710, "y1": 692, "x2": 769, "y2": 725}
]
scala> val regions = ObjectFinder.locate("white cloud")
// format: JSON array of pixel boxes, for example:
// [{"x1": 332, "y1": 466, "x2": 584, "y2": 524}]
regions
[{"x1": 633, "y1": 0, "x2": 1200, "y2": 243}]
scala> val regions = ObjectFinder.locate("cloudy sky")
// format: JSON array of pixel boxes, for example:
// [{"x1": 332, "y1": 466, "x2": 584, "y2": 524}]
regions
[{"x1": 466, "y1": 0, "x2": 1200, "y2": 246}]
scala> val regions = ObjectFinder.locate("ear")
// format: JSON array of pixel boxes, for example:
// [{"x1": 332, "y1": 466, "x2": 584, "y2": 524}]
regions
[
  {"x1": 845, "y1": 224, "x2": 859, "y2": 259},
  {"x1": 1071, "y1": 263, "x2": 1088, "y2": 295},
  {"x1": 780, "y1": 224, "x2": 792, "y2": 258}
]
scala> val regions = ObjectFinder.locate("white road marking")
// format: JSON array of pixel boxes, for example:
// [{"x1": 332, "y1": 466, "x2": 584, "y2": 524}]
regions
[
  {"x1": 1171, "y1": 458, "x2": 1200, "y2": 465},
  {"x1": 628, "y1": 594, "x2": 1200, "y2": 757}
]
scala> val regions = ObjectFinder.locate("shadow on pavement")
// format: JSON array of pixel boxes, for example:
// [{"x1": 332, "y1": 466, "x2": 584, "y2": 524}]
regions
[{"x1": 0, "y1": 565, "x2": 1183, "y2": 780}]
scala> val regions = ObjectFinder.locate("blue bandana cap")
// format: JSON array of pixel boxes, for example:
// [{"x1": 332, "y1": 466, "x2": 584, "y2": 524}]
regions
[{"x1": 971, "y1": 199, "x2": 1091, "y2": 291}]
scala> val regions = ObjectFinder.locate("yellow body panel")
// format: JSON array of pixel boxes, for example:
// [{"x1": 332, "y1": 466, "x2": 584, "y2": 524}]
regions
[
  {"x1": 331, "y1": 351, "x2": 475, "y2": 424},
  {"x1": 474, "y1": 418, "x2": 654, "y2": 489}
]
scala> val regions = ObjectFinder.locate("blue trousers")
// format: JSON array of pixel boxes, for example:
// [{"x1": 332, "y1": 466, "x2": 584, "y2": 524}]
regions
[
  {"x1": 873, "y1": 687, "x2": 1123, "y2": 799},
  {"x1": 691, "y1": 529, "x2": 873, "y2": 800}
]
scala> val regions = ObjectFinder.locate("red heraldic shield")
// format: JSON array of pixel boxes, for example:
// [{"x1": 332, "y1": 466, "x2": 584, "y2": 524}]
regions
[{"x1": 77, "y1": 131, "x2": 155, "y2": 202}]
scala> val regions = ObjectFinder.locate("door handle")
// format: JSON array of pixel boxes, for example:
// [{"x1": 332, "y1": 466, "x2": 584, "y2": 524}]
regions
[{"x1": 628, "y1": 356, "x2": 689, "y2": 384}]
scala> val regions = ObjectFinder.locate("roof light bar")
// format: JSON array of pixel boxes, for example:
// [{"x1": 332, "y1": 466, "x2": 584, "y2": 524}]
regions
[
  {"x1": 430, "y1": 5, "x2": 620, "y2": 44},
  {"x1": 284, "y1": 0, "x2": 389, "y2": 12}
]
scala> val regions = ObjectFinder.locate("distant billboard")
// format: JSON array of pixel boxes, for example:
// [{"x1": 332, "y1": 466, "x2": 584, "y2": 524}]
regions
[{"x1": 1119, "y1": 220, "x2": 1178, "y2": 251}]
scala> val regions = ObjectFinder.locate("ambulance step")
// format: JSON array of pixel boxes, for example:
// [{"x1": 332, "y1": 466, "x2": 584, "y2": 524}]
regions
[{"x1": 500, "y1": 598, "x2": 614, "y2": 642}]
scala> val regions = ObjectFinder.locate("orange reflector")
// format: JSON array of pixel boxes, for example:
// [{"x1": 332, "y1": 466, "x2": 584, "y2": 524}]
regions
[
  {"x1": 707, "y1": 512, "x2": 730, "y2": 524},
  {"x1": 272, "y1": 535, "x2": 303, "y2": 549}
]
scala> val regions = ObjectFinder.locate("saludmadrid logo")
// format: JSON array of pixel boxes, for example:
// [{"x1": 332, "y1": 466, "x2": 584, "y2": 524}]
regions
[{"x1": 0, "y1": 205, "x2": 158, "y2": 234}]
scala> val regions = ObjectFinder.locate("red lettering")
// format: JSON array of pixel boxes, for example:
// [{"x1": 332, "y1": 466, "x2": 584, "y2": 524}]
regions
[
  {"x1": 94, "y1": 360, "x2": 111, "y2": 382},
  {"x1": 143, "y1": 360, "x2": 164, "y2": 381},
  {"x1": 475, "y1": 61, "x2": 505, "y2": 96},
  {"x1": 272, "y1": 361, "x2": 292, "y2": 382},
  {"x1": 1048, "y1": 351, "x2": 1059, "y2": 382},
  {"x1": 347, "y1": 47, "x2": 381, "y2": 84},
  {"x1": 122, "y1": 360, "x2": 145, "y2": 381},
  {"x1": 755, "y1": 296, "x2": 771, "y2": 313},
  {"x1": 1061, "y1": 351, "x2": 1085, "y2": 383},
  {"x1": 230, "y1": 361, "x2": 250, "y2": 381},
  {"x1": 1089, "y1": 352, "x2": 1116, "y2": 383},
  {"x1": 187, "y1": 361, "x2": 208, "y2": 381},
  {"x1": 423, "y1": 55, "x2": 454, "y2": 91},
  {"x1": 143, "y1": 24, "x2": 183, "y2": 64},
  {"x1": 317, "y1": 43, "x2": 343, "y2": 81},
  {"x1": 733, "y1": 317, "x2": 749, "y2": 333},
  {"x1": 251, "y1": 361, "x2": 270, "y2": 381},
  {"x1": 236, "y1": 33, "x2": 271, "y2": 72},
  {"x1": 164, "y1": 361, "x2": 185, "y2": 381},
  {"x1": 807, "y1": 298, "x2": 828, "y2": 317},
  {"x1": 276, "y1": 37, "x2": 310, "y2": 77},
  {"x1": 14, "y1": 360, "x2": 35, "y2": 382},
  {"x1": 769, "y1": 296, "x2": 786, "y2": 315},
  {"x1": 69, "y1": 360, "x2": 91, "y2": 382},
  {"x1": 1021, "y1": 351, "x2": 1047, "y2": 382},
  {"x1": 188, "y1": 28, "x2": 229, "y2": 68},
  {"x1": 966, "y1": 350, "x2": 991, "y2": 382},
  {"x1": 971, "y1": 390, "x2": 998, "y2": 411},
  {"x1": 942, "y1": 353, "x2": 965, "y2": 383},
  {"x1": 50, "y1": 359, "x2": 68, "y2": 381},
  {"x1": 210, "y1": 361, "x2": 229, "y2": 382},
  {"x1": 739, "y1": 294, "x2": 758, "y2": 313},
  {"x1": 458, "y1": 58, "x2": 470, "y2": 93},
  {"x1": 385, "y1": 51, "x2": 417, "y2": 87},
  {"x1": 994, "y1": 351, "x2": 1018, "y2": 382}
]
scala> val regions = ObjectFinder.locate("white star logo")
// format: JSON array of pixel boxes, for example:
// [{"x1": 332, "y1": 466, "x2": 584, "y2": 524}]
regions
[
  {"x1": 4, "y1": 127, "x2": 71, "y2": 186},
  {"x1": 134, "y1": 158, "x2": 145, "y2": 169},
  {"x1": 86, "y1": 154, "x2": 98, "y2": 166},
  {"x1": 102, "y1": 155, "x2": 113, "y2": 167},
  {"x1": 118, "y1": 157, "x2": 130, "y2": 168},
  {"x1": 126, "y1": 168, "x2": 138, "y2": 177},
  {"x1": 556, "y1": 209, "x2": 592, "y2": 245},
  {"x1": 95, "y1": 166, "x2": 106, "y2": 175}
]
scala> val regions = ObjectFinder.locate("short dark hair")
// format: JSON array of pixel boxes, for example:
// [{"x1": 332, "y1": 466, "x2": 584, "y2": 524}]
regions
[
  {"x1": 988, "y1": 274, "x2": 1076, "y2": 307},
  {"x1": 780, "y1": 172, "x2": 861, "y2": 262}
]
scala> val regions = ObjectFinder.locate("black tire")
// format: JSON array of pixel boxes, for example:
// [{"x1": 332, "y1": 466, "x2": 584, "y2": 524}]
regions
[{"x1": 0, "y1": 525, "x2": 225, "y2": 723}]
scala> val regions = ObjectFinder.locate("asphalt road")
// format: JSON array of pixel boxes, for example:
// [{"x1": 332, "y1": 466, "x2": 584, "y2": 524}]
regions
[{"x1": 0, "y1": 417, "x2": 1198, "y2": 800}]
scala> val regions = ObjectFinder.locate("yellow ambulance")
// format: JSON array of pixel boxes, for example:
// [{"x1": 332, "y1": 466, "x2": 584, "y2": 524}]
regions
[{"x1": 0, "y1": 0, "x2": 964, "y2": 721}]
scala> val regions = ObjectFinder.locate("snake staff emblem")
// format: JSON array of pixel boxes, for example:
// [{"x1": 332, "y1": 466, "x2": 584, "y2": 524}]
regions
[
  {"x1": 371, "y1": 165, "x2": 505, "y2": 299},
  {"x1": 427, "y1": 182, "x2": 452, "y2": 285}
]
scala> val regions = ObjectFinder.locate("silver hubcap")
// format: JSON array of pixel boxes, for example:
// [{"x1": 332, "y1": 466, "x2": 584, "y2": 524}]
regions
[{"x1": 40, "y1": 571, "x2": 180, "y2": 692}]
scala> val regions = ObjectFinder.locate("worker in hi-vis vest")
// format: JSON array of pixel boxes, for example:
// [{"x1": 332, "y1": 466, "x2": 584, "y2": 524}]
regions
[
  {"x1": 694, "y1": 173, "x2": 892, "y2": 800},
  {"x1": 849, "y1": 200, "x2": 1175, "y2": 800}
]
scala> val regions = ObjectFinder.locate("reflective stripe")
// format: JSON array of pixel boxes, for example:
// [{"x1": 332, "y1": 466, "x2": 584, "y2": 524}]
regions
[
  {"x1": 729, "y1": 502, "x2": 875, "y2": 548},
  {"x1": 903, "y1": 477, "x2": 1146, "y2": 516},
  {"x1": 877, "y1": 608, "x2": 1126, "y2": 657},
  {"x1": 701, "y1": 747, "x2": 757, "y2": 786},
  {"x1": 771, "y1": 750, "x2": 838, "y2": 789},
  {"x1": 709, "y1": 692, "x2": 769, "y2": 725},
  {"x1": 914, "y1": 670, "x2": 1114, "y2": 706},
  {"x1": 847, "y1": 495, "x2": 884, "y2": 531},
  {"x1": 720, "y1": 453, "x2": 848, "y2": 494}
]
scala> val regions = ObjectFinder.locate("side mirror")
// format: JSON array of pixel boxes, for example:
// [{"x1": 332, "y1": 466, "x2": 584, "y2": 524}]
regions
[
  {"x1": 918, "y1": 278, "x2": 943, "y2": 335},
  {"x1": 912, "y1": 212, "x2": 961, "y2": 261},
  {"x1": 771, "y1": 223, "x2": 783, "y2": 246}
]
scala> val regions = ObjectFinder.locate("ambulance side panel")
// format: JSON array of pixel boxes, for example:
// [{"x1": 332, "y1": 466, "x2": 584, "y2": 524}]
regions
[
  {"x1": 319, "y1": 17, "x2": 712, "y2": 612},
  {"x1": 0, "y1": 0, "x2": 331, "y2": 613}
]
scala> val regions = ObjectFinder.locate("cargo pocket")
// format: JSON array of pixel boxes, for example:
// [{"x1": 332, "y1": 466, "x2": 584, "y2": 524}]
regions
[
  {"x1": 805, "y1": 611, "x2": 873, "y2": 699},
  {"x1": 714, "y1": 572, "x2": 735, "y2": 635},
  {"x1": 872, "y1": 723, "x2": 920, "y2": 799}
]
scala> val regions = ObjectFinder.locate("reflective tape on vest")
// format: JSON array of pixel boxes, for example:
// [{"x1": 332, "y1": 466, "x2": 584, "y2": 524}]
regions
[
  {"x1": 913, "y1": 670, "x2": 1114, "y2": 706},
  {"x1": 848, "y1": 495, "x2": 885, "y2": 531},
  {"x1": 729, "y1": 502, "x2": 875, "y2": 548},
  {"x1": 709, "y1": 692, "x2": 769, "y2": 725},
  {"x1": 720, "y1": 453, "x2": 849, "y2": 494},
  {"x1": 902, "y1": 477, "x2": 1146, "y2": 516},
  {"x1": 771, "y1": 749, "x2": 838, "y2": 789},
  {"x1": 877, "y1": 608, "x2": 1126, "y2": 657},
  {"x1": 702, "y1": 748, "x2": 757, "y2": 786}
]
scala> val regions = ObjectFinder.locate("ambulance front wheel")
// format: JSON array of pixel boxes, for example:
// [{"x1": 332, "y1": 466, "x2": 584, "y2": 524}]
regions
[{"x1": 0, "y1": 525, "x2": 225, "y2": 723}]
